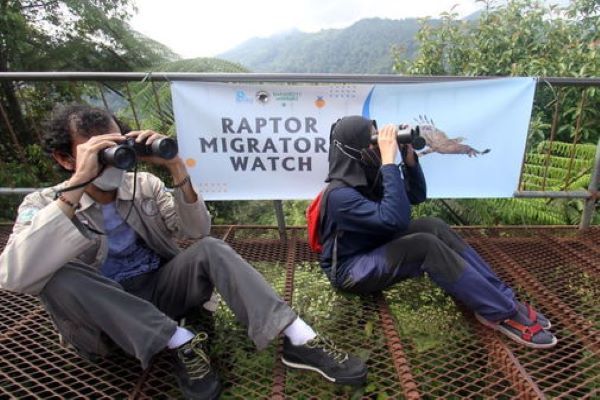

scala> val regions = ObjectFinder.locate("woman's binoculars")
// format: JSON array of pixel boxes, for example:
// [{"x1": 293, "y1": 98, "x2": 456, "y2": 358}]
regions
[
  {"x1": 99, "y1": 137, "x2": 178, "y2": 170},
  {"x1": 370, "y1": 125, "x2": 426, "y2": 150}
]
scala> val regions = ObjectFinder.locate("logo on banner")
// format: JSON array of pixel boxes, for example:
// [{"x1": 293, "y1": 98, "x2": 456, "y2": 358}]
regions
[
  {"x1": 235, "y1": 90, "x2": 253, "y2": 103},
  {"x1": 255, "y1": 90, "x2": 270, "y2": 104},
  {"x1": 273, "y1": 91, "x2": 300, "y2": 102},
  {"x1": 314, "y1": 96, "x2": 326, "y2": 108}
]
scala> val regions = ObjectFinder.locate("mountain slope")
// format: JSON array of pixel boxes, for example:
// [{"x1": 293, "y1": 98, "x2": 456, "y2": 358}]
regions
[{"x1": 218, "y1": 18, "x2": 428, "y2": 74}]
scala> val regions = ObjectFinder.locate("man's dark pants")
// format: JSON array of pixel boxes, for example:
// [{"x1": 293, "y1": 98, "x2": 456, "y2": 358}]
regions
[{"x1": 40, "y1": 237, "x2": 297, "y2": 368}]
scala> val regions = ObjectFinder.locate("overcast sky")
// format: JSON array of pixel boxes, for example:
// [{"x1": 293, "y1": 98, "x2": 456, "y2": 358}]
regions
[{"x1": 130, "y1": 0, "x2": 483, "y2": 59}]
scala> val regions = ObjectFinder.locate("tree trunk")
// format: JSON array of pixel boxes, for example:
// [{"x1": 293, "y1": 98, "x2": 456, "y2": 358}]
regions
[
  {"x1": 0, "y1": 5, "x2": 30, "y2": 162},
  {"x1": 0, "y1": 96, "x2": 26, "y2": 162}
]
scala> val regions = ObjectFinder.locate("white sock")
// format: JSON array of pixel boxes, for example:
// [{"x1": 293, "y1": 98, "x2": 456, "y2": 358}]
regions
[
  {"x1": 167, "y1": 326, "x2": 195, "y2": 349},
  {"x1": 283, "y1": 317, "x2": 317, "y2": 346}
]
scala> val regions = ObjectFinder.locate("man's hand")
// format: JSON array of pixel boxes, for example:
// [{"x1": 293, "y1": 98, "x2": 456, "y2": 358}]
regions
[
  {"x1": 126, "y1": 130, "x2": 182, "y2": 168},
  {"x1": 70, "y1": 133, "x2": 125, "y2": 185},
  {"x1": 56, "y1": 133, "x2": 125, "y2": 217},
  {"x1": 377, "y1": 124, "x2": 399, "y2": 165},
  {"x1": 127, "y1": 130, "x2": 198, "y2": 203}
]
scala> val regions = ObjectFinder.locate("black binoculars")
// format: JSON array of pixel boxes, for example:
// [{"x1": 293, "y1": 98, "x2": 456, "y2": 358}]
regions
[
  {"x1": 99, "y1": 137, "x2": 178, "y2": 170},
  {"x1": 370, "y1": 125, "x2": 426, "y2": 150}
]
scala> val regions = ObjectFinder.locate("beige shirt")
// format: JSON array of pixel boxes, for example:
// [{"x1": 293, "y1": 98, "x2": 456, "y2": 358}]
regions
[{"x1": 0, "y1": 172, "x2": 211, "y2": 295}]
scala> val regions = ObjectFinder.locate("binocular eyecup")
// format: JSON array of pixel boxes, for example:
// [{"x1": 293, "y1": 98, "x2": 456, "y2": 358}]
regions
[
  {"x1": 99, "y1": 137, "x2": 178, "y2": 170},
  {"x1": 370, "y1": 125, "x2": 426, "y2": 150}
]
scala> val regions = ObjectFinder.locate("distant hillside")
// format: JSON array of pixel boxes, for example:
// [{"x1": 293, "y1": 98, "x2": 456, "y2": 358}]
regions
[
  {"x1": 153, "y1": 57, "x2": 249, "y2": 73},
  {"x1": 218, "y1": 18, "x2": 433, "y2": 74}
]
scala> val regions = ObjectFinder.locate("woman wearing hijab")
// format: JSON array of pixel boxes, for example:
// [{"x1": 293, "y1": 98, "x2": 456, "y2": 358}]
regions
[{"x1": 318, "y1": 115, "x2": 557, "y2": 349}]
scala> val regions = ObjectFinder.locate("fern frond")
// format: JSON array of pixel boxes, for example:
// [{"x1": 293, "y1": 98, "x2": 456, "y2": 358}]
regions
[
  {"x1": 525, "y1": 154, "x2": 592, "y2": 171},
  {"x1": 535, "y1": 141, "x2": 597, "y2": 159}
]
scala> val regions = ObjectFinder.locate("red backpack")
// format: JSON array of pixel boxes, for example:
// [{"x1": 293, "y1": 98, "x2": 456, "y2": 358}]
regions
[{"x1": 306, "y1": 190, "x2": 325, "y2": 253}]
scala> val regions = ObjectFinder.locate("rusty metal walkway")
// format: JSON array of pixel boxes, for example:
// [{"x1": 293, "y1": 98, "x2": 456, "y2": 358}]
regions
[{"x1": 0, "y1": 225, "x2": 598, "y2": 399}]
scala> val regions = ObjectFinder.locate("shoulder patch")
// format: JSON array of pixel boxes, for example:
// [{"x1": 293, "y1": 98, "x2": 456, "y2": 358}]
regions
[
  {"x1": 141, "y1": 198, "x2": 159, "y2": 216},
  {"x1": 16, "y1": 207, "x2": 40, "y2": 224}
]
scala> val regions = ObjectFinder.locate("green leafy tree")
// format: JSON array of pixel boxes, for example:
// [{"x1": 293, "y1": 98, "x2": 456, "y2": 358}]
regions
[
  {"x1": 0, "y1": 0, "x2": 178, "y2": 162},
  {"x1": 0, "y1": 0, "x2": 178, "y2": 221},
  {"x1": 396, "y1": 0, "x2": 599, "y2": 226}
]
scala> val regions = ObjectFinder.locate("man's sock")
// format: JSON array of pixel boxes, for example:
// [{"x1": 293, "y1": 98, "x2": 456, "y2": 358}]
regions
[
  {"x1": 283, "y1": 317, "x2": 317, "y2": 346},
  {"x1": 167, "y1": 326, "x2": 196, "y2": 349}
]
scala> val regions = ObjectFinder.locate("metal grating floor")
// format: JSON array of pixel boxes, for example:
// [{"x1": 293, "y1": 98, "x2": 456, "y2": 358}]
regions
[{"x1": 0, "y1": 224, "x2": 598, "y2": 399}]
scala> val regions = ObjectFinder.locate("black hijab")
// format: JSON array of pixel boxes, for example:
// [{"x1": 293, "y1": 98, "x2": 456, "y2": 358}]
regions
[{"x1": 326, "y1": 115, "x2": 384, "y2": 200}]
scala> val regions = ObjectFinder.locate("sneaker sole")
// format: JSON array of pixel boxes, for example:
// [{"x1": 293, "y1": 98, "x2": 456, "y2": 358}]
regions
[
  {"x1": 281, "y1": 357, "x2": 367, "y2": 386},
  {"x1": 475, "y1": 313, "x2": 558, "y2": 349},
  {"x1": 173, "y1": 371, "x2": 221, "y2": 400},
  {"x1": 540, "y1": 320, "x2": 552, "y2": 330}
]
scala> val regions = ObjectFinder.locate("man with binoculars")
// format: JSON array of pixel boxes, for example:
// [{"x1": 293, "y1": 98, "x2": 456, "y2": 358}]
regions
[{"x1": 0, "y1": 105, "x2": 367, "y2": 399}]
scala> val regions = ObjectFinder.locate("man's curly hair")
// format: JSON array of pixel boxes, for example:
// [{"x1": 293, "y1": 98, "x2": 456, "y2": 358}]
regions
[{"x1": 43, "y1": 104, "x2": 130, "y2": 156}]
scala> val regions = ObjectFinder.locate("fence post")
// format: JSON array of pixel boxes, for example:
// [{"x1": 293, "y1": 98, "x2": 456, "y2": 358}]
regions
[
  {"x1": 579, "y1": 138, "x2": 600, "y2": 229},
  {"x1": 273, "y1": 200, "x2": 287, "y2": 241}
]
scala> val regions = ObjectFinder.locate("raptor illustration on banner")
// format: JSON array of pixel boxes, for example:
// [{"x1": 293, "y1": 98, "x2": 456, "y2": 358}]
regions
[
  {"x1": 416, "y1": 115, "x2": 491, "y2": 157},
  {"x1": 362, "y1": 89, "x2": 491, "y2": 158}
]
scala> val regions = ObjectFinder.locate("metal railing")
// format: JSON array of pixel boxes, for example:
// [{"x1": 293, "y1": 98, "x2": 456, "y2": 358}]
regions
[{"x1": 0, "y1": 72, "x2": 598, "y2": 230}]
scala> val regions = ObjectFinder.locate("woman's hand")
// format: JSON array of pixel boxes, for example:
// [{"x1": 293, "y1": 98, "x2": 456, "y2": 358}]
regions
[
  {"x1": 377, "y1": 124, "x2": 399, "y2": 165},
  {"x1": 400, "y1": 144, "x2": 417, "y2": 167}
]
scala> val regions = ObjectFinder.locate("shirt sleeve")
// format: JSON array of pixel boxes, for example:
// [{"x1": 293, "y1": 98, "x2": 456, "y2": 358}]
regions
[
  {"x1": 330, "y1": 164, "x2": 412, "y2": 235},
  {"x1": 403, "y1": 159, "x2": 427, "y2": 205},
  {"x1": 0, "y1": 193, "x2": 94, "y2": 294},
  {"x1": 148, "y1": 173, "x2": 211, "y2": 239}
]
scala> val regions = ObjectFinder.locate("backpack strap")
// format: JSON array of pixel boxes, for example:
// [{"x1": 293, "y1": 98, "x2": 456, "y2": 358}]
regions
[
  {"x1": 320, "y1": 181, "x2": 346, "y2": 284},
  {"x1": 330, "y1": 233, "x2": 339, "y2": 284}
]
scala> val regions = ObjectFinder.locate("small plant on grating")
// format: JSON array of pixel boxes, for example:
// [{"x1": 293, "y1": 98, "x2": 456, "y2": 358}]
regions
[
  {"x1": 385, "y1": 278, "x2": 517, "y2": 399},
  {"x1": 286, "y1": 261, "x2": 405, "y2": 399},
  {"x1": 471, "y1": 237, "x2": 599, "y2": 399}
]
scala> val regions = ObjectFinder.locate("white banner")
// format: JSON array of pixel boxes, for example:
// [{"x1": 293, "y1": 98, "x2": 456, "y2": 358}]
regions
[{"x1": 171, "y1": 78, "x2": 536, "y2": 200}]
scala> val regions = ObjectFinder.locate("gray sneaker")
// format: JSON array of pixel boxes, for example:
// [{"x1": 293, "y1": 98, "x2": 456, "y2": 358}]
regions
[{"x1": 281, "y1": 335, "x2": 367, "y2": 386}]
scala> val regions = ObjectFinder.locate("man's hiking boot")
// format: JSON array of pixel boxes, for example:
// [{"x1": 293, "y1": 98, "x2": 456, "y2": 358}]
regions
[
  {"x1": 281, "y1": 335, "x2": 367, "y2": 386},
  {"x1": 172, "y1": 331, "x2": 221, "y2": 400}
]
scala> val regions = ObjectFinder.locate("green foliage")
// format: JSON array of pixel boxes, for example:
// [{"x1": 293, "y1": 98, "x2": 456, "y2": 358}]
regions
[
  {"x1": 395, "y1": 0, "x2": 599, "y2": 145},
  {"x1": 204, "y1": 199, "x2": 310, "y2": 226},
  {"x1": 396, "y1": 0, "x2": 599, "y2": 77},
  {"x1": 412, "y1": 140, "x2": 598, "y2": 226},
  {"x1": 0, "y1": 0, "x2": 178, "y2": 73},
  {"x1": 0, "y1": 144, "x2": 59, "y2": 187},
  {"x1": 395, "y1": 0, "x2": 599, "y2": 226},
  {"x1": 0, "y1": 0, "x2": 181, "y2": 190},
  {"x1": 387, "y1": 277, "x2": 465, "y2": 352},
  {"x1": 0, "y1": 143, "x2": 67, "y2": 222}
]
